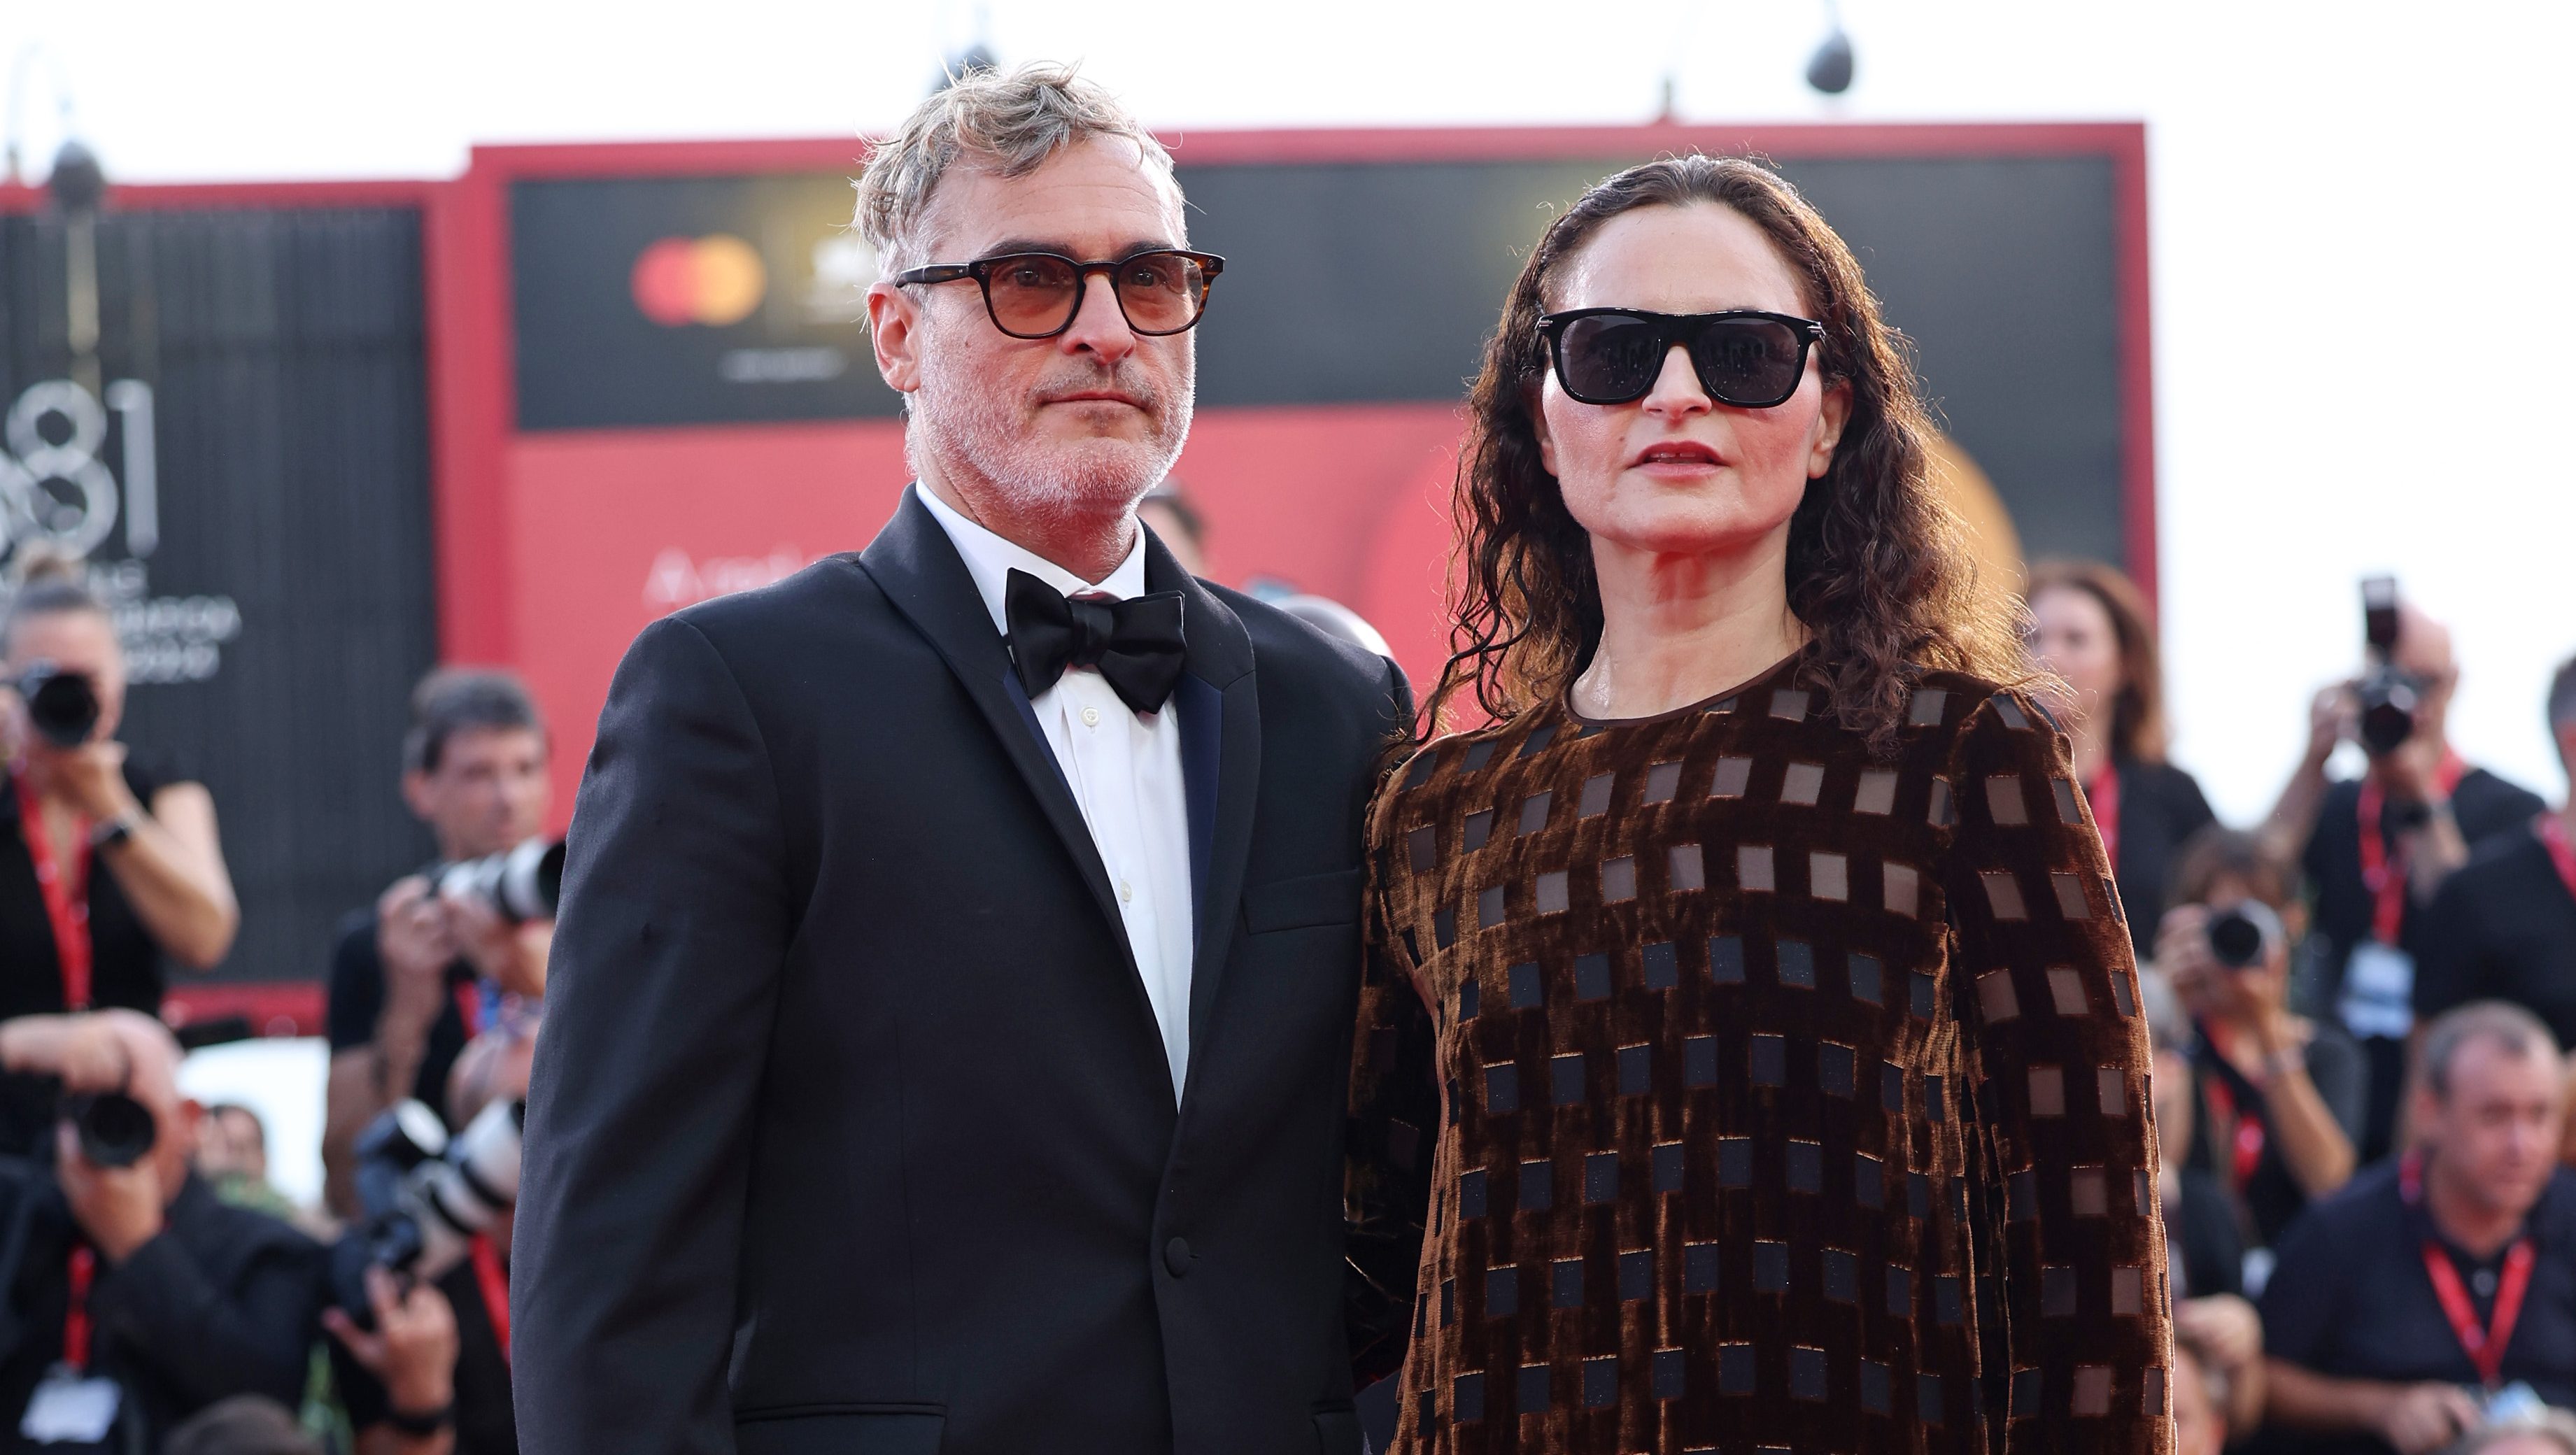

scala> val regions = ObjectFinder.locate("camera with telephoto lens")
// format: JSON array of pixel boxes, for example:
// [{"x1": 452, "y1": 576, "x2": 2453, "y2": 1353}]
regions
[
  {"x1": 59, "y1": 1089, "x2": 155, "y2": 1167},
  {"x1": 2205, "y1": 899, "x2": 2285, "y2": 972},
  {"x1": 2355, "y1": 575, "x2": 2421, "y2": 757},
  {"x1": 432, "y1": 837, "x2": 565, "y2": 924},
  {"x1": 11, "y1": 662, "x2": 99, "y2": 750},
  {"x1": 330, "y1": 1096, "x2": 523, "y2": 1326}
]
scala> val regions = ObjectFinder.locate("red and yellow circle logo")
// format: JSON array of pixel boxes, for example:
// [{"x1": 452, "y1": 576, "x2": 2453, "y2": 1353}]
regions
[{"x1": 630, "y1": 234, "x2": 767, "y2": 327}]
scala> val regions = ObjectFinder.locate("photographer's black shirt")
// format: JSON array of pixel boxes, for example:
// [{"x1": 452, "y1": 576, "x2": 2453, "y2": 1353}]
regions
[
  {"x1": 0, "y1": 762, "x2": 187, "y2": 1154},
  {"x1": 0, "y1": 761, "x2": 181, "y2": 1022},
  {"x1": 2302, "y1": 766, "x2": 2545, "y2": 1160},
  {"x1": 325, "y1": 908, "x2": 478, "y2": 1128},
  {"x1": 2262, "y1": 1161, "x2": 2576, "y2": 1455},
  {"x1": 2304, "y1": 767, "x2": 2547, "y2": 1000},
  {"x1": 2108, "y1": 755, "x2": 2218, "y2": 958},
  {"x1": 2417, "y1": 821, "x2": 2576, "y2": 1048},
  {"x1": 0, "y1": 1170, "x2": 327, "y2": 1451},
  {"x1": 2184, "y1": 1021, "x2": 2369, "y2": 1249}
]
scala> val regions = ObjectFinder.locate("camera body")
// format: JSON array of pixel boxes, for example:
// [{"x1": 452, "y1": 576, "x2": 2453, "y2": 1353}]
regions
[
  {"x1": 2205, "y1": 899, "x2": 2286, "y2": 972},
  {"x1": 332, "y1": 1096, "x2": 524, "y2": 1324},
  {"x1": 2356, "y1": 575, "x2": 2419, "y2": 757},
  {"x1": 432, "y1": 837, "x2": 566, "y2": 925},
  {"x1": 11, "y1": 662, "x2": 99, "y2": 750},
  {"x1": 61, "y1": 1089, "x2": 155, "y2": 1167}
]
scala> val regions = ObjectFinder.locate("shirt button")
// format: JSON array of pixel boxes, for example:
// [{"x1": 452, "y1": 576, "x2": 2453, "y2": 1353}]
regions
[
  {"x1": 1081, "y1": 706, "x2": 1101, "y2": 728},
  {"x1": 1118, "y1": 879, "x2": 1134, "y2": 903},
  {"x1": 1164, "y1": 1236, "x2": 1193, "y2": 1277}
]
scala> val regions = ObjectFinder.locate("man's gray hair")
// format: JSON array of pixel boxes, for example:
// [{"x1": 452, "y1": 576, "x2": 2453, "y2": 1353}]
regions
[
  {"x1": 2419, "y1": 999, "x2": 2563, "y2": 1100},
  {"x1": 854, "y1": 62, "x2": 1176, "y2": 281}
]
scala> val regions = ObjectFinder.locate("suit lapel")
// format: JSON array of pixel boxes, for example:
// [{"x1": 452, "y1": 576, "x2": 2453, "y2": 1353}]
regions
[
  {"x1": 856, "y1": 490, "x2": 1141, "y2": 991},
  {"x1": 1142, "y1": 537, "x2": 1262, "y2": 1085}
]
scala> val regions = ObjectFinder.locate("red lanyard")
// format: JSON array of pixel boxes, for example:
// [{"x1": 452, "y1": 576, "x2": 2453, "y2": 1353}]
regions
[
  {"x1": 470, "y1": 1234, "x2": 510, "y2": 1365},
  {"x1": 15, "y1": 774, "x2": 92, "y2": 1010},
  {"x1": 453, "y1": 981, "x2": 485, "y2": 1038},
  {"x1": 2538, "y1": 814, "x2": 2576, "y2": 905},
  {"x1": 2355, "y1": 753, "x2": 2466, "y2": 946},
  {"x1": 2086, "y1": 765, "x2": 2121, "y2": 869},
  {"x1": 61, "y1": 1246, "x2": 95, "y2": 1372},
  {"x1": 2198, "y1": 1053, "x2": 2267, "y2": 1189},
  {"x1": 2401, "y1": 1151, "x2": 2537, "y2": 1389}
]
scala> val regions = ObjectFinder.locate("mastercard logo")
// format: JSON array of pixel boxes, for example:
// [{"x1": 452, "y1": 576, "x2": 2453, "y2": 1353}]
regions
[{"x1": 631, "y1": 234, "x2": 767, "y2": 327}]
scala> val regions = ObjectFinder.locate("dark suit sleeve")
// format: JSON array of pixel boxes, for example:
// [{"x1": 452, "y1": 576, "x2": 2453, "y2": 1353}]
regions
[
  {"x1": 2413, "y1": 873, "x2": 2481, "y2": 1023},
  {"x1": 513, "y1": 615, "x2": 791, "y2": 1455}
]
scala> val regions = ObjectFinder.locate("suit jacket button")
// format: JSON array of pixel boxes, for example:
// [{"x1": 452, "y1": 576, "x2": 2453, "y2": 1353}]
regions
[{"x1": 1164, "y1": 1236, "x2": 1193, "y2": 1277}]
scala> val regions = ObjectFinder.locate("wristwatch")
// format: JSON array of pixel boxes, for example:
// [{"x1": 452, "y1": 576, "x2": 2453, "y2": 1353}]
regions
[{"x1": 87, "y1": 809, "x2": 143, "y2": 851}]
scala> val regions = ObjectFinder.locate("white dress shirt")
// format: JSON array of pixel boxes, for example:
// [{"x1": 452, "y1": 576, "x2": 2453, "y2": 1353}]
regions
[{"x1": 917, "y1": 485, "x2": 1197, "y2": 1098}]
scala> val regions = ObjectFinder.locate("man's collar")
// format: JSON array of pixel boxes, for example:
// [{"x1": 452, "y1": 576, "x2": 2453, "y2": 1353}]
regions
[{"x1": 913, "y1": 483, "x2": 1146, "y2": 637}]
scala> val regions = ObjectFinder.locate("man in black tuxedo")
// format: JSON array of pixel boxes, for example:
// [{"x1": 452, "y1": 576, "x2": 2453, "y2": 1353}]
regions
[{"x1": 511, "y1": 63, "x2": 1408, "y2": 1455}]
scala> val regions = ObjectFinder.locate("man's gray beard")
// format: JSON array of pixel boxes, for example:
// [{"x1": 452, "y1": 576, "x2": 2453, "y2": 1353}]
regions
[{"x1": 908, "y1": 341, "x2": 1194, "y2": 532}]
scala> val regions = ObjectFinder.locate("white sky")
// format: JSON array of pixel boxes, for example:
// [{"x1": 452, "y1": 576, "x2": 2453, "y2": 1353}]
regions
[{"x1": 13, "y1": 0, "x2": 2575, "y2": 823}]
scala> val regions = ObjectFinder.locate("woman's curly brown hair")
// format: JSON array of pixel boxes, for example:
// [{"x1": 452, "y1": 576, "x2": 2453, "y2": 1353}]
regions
[{"x1": 1424, "y1": 154, "x2": 2034, "y2": 752}]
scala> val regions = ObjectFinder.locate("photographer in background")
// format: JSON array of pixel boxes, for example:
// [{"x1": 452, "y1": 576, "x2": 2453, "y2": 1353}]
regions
[
  {"x1": 322, "y1": 670, "x2": 550, "y2": 1218},
  {"x1": 2027, "y1": 558, "x2": 2219, "y2": 960},
  {"x1": 2158, "y1": 828, "x2": 2367, "y2": 1255},
  {"x1": 329, "y1": 1017, "x2": 533, "y2": 1455},
  {"x1": 0, "y1": 1009, "x2": 325, "y2": 1448},
  {"x1": 2263, "y1": 1002, "x2": 2576, "y2": 1455},
  {"x1": 2418, "y1": 653, "x2": 2576, "y2": 1053},
  {"x1": 0, "y1": 552, "x2": 238, "y2": 1148},
  {"x1": 2263, "y1": 590, "x2": 2545, "y2": 1160}
]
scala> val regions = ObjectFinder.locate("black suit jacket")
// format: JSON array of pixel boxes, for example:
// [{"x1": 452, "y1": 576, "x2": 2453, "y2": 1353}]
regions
[{"x1": 513, "y1": 490, "x2": 1409, "y2": 1455}]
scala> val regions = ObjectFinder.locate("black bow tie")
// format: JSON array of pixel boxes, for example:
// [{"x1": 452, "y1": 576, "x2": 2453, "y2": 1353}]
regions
[{"x1": 1003, "y1": 567, "x2": 1187, "y2": 716}]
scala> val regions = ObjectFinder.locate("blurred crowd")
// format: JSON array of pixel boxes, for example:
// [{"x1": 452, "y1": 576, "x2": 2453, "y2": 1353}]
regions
[
  {"x1": 0, "y1": 551, "x2": 541, "y2": 1453},
  {"x1": 1, "y1": 492, "x2": 2574, "y2": 1454},
  {"x1": 2030, "y1": 560, "x2": 2576, "y2": 1455}
]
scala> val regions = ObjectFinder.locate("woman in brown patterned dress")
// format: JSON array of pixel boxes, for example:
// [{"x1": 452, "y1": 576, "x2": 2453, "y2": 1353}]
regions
[{"x1": 1345, "y1": 156, "x2": 2170, "y2": 1454}]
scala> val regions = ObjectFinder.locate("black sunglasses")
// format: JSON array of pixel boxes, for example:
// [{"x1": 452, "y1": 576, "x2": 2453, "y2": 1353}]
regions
[
  {"x1": 1536, "y1": 308, "x2": 1826, "y2": 408},
  {"x1": 893, "y1": 248, "x2": 1224, "y2": 339}
]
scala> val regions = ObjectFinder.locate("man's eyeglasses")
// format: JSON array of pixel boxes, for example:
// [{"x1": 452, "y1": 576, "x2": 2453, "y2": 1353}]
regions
[
  {"x1": 893, "y1": 248, "x2": 1225, "y2": 339},
  {"x1": 1536, "y1": 308, "x2": 1825, "y2": 409}
]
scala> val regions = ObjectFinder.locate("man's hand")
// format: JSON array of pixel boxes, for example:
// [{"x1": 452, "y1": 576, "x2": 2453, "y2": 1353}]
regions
[
  {"x1": 55, "y1": 1121, "x2": 164, "y2": 1262},
  {"x1": 376, "y1": 878, "x2": 455, "y2": 1037},
  {"x1": 2173, "y1": 1293, "x2": 2263, "y2": 1380},
  {"x1": 325, "y1": 1264, "x2": 460, "y2": 1415},
  {"x1": 2379, "y1": 727, "x2": 2452, "y2": 807},
  {"x1": 2304, "y1": 682, "x2": 2357, "y2": 768},
  {"x1": 44, "y1": 741, "x2": 140, "y2": 825},
  {"x1": 2374, "y1": 1382, "x2": 2482, "y2": 1454},
  {"x1": 0, "y1": 1014, "x2": 134, "y2": 1093},
  {"x1": 441, "y1": 893, "x2": 549, "y2": 998}
]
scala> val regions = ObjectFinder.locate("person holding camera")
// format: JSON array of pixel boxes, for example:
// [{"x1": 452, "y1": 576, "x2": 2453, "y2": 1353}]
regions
[
  {"x1": 2028, "y1": 558, "x2": 2218, "y2": 960},
  {"x1": 0, "y1": 1009, "x2": 326, "y2": 1449},
  {"x1": 0, "y1": 555, "x2": 238, "y2": 1036},
  {"x1": 322, "y1": 669, "x2": 550, "y2": 1219},
  {"x1": 2157, "y1": 827, "x2": 2367, "y2": 1255},
  {"x1": 2416, "y1": 654, "x2": 2576, "y2": 1056},
  {"x1": 2262, "y1": 1002, "x2": 2576, "y2": 1455},
  {"x1": 2262, "y1": 595, "x2": 2545, "y2": 1161},
  {"x1": 327, "y1": 1018, "x2": 532, "y2": 1455}
]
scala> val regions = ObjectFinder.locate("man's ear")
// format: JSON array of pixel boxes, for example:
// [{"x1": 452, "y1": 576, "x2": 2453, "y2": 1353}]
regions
[
  {"x1": 400, "y1": 769, "x2": 434, "y2": 825},
  {"x1": 868, "y1": 281, "x2": 926, "y2": 396}
]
